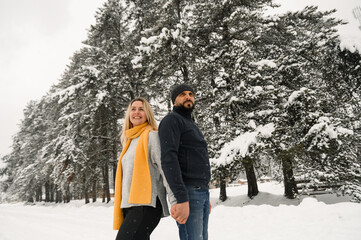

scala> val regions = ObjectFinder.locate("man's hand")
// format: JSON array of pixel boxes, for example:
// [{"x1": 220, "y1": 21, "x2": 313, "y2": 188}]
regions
[{"x1": 170, "y1": 202, "x2": 189, "y2": 224}]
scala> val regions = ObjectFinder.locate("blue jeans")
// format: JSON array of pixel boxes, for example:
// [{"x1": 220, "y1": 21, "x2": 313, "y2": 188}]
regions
[{"x1": 177, "y1": 186, "x2": 210, "y2": 240}]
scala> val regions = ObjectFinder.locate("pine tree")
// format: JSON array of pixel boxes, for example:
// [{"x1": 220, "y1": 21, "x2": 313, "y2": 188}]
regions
[{"x1": 1, "y1": 0, "x2": 360, "y2": 203}]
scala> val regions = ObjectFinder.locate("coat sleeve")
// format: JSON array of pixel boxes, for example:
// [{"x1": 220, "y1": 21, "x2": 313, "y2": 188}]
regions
[
  {"x1": 148, "y1": 131, "x2": 177, "y2": 205},
  {"x1": 158, "y1": 114, "x2": 189, "y2": 204}
]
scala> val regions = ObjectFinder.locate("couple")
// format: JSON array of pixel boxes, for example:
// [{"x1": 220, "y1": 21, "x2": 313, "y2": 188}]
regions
[{"x1": 113, "y1": 84, "x2": 211, "y2": 240}]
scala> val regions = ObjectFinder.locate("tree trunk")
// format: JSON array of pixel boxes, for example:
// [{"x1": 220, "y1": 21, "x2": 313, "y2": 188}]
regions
[
  {"x1": 45, "y1": 181, "x2": 50, "y2": 202},
  {"x1": 102, "y1": 165, "x2": 111, "y2": 203},
  {"x1": 49, "y1": 183, "x2": 54, "y2": 202},
  {"x1": 219, "y1": 177, "x2": 227, "y2": 202},
  {"x1": 84, "y1": 190, "x2": 90, "y2": 204},
  {"x1": 64, "y1": 193, "x2": 70, "y2": 203},
  {"x1": 64, "y1": 185, "x2": 71, "y2": 203},
  {"x1": 35, "y1": 186, "x2": 42, "y2": 202},
  {"x1": 92, "y1": 179, "x2": 97, "y2": 203},
  {"x1": 27, "y1": 196, "x2": 34, "y2": 203},
  {"x1": 55, "y1": 187, "x2": 62, "y2": 203},
  {"x1": 243, "y1": 157, "x2": 259, "y2": 198},
  {"x1": 281, "y1": 155, "x2": 298, "y2": 199}
]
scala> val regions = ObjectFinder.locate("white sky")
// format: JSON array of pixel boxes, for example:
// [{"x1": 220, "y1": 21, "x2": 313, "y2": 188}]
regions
[
  {"x1": 0, "y1": 0, "x2": 360, "y2": 159},
  {"x1": 0, "y1": 0, "x2": 106, "y2": 159}
]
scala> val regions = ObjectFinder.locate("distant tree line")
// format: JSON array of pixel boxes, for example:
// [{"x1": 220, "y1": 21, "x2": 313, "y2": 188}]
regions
[{"x1": 1, "y1": 0, "x2": 360, "y2": 203}]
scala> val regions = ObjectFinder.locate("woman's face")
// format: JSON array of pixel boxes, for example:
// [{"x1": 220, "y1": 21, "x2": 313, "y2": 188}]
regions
[{"x1": 130, "y1": 100, "x2": 147, "y2": 127}]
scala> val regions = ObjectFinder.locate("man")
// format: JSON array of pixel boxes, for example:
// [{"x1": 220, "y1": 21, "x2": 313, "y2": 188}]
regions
[{"x1": 158, "y1": 83, "x2": 211, "y2": 240}]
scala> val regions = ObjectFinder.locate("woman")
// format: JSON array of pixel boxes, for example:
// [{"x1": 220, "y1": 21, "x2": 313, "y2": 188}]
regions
[{"x1": 113, "y1": 97, "x2": 170, "y2": 240}]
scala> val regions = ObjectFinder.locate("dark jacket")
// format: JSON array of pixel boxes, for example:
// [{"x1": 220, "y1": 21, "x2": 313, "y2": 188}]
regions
[{"x1": 158, "y1": 106, "x2": 211, "y2": 203}]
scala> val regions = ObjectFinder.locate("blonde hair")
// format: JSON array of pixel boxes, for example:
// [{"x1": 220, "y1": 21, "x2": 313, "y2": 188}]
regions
[{"x1": 120, "y1": 97, "x2": 158, "y2": 146}]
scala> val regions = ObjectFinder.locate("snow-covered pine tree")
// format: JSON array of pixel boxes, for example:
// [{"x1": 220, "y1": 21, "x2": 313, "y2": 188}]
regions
[
  {"x1": 1, "y1": 0, "x2": 360, "y2": 204},
  {"x1": 1, "y1": 99, "x2": 52, "y2": 202},
  {"x1": 187, "y1": 0, "x2": 276, "y2": 200},
  {"x1": 301, "y1": 39, "x2": 361, "y2": 201},
  {"x1": 259, "y1": 6, "x2": 360, "y2": 199}
]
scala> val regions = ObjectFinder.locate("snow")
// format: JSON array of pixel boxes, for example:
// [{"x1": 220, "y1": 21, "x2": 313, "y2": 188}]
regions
[
  {"x1": 306, "y1": 117, "x2": 354, "y2": 140},
  {"x1": 339, "y1": 35, "x2": 361, "y2": 53},
  {"x1": 0, "y1": 181, "x2": 360, "y2": 240},
  {"x1": 252, "y1": 59, "x2": 277, "y2": 69},
  {"x1": 267, "y1": 0, "x2": 361, "y2": 53},
  {"x1": 337, "y1": 127, "x2": 354, "y2": 135},
  {"x1": 50, "y1": 82, "x2": 86, "y2": 104},
  {"x1": 96, "y1": 91, "x2": 107, "y2": 105},
  {"x1": 253, "y1": 86, "x2": 263, "y2": 93},
  {"x1": 286, "y1": 87, "x2": 308, "y2": 106},
  {"x1": 82, "y1": 66, "x2": 100, "y2": 77},
  {"x1": 213, "y1": 123, "x2": 275, "y2": 165}
]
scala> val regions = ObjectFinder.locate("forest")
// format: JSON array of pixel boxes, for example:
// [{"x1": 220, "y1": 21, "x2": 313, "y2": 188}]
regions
[{"x1": 0, "y1": 0, "x2": 360, "y2": 204}]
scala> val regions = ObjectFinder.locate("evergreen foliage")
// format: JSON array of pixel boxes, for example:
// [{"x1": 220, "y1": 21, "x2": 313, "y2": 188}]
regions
[{"x1": 1, "y1": 0, "x2": 360, "y2": 203}]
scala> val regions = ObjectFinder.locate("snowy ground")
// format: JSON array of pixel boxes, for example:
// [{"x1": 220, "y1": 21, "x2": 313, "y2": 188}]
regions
[{"x1": 0, "y1": 181, "x2": 360, "y2": 240}]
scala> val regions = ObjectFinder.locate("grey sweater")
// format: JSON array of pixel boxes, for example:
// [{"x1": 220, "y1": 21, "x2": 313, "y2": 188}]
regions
[{"x1": 121, "y1": 131, "x2": 175, "y2": 216}]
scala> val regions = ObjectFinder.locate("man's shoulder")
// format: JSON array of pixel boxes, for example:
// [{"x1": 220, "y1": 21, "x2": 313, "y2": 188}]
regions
[
  {"x1": 159, "y1": 112, "x2": 183, "y2": 130},
  {"x1": 160, "y1": 111, "x2": 181, "y2": 123}
]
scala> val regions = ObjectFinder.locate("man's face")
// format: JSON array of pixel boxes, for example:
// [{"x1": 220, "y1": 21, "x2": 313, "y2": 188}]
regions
[{"x1": 174, "y1": 91, "x2": 195, "y2": 109}]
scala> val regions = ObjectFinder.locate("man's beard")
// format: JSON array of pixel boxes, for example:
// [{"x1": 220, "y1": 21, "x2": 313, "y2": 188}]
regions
[{"x1": 180, "y1": 100, "x2": 195, "y2": 112}]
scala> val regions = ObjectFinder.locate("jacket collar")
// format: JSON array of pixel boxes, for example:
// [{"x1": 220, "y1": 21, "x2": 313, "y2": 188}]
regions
[{"x1": 173, "y1": 106, "x2": 192, "y2": 120}]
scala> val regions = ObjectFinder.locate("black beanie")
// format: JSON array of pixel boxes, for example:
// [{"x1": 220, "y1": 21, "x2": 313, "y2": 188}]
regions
[{"x1": 171, "y1": 84, "x2": 195, "y2": 104}]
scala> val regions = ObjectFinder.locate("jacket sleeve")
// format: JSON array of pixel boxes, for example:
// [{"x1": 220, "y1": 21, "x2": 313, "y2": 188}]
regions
[
  {"x1": 148, "y1": 131, "x2": 177, "y2": 205},
  {"x1": 158, "y1": 114, "x2": 189, "y2": 204}
]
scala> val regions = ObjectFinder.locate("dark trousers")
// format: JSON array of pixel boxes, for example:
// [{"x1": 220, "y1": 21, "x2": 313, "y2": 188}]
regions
[{"x1": 115, "y1": 198, "x2": 162, "y2": 240}]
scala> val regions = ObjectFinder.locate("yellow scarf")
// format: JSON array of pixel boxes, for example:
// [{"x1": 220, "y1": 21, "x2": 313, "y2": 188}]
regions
[{"x1": 113, "y1": 122, "x2": 153, "y2": 230}]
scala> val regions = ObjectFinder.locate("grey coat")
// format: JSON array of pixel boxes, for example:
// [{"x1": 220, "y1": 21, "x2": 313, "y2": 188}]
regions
[{"x1": 120, "y1": 131, "x2": 175, "y2": 217}]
